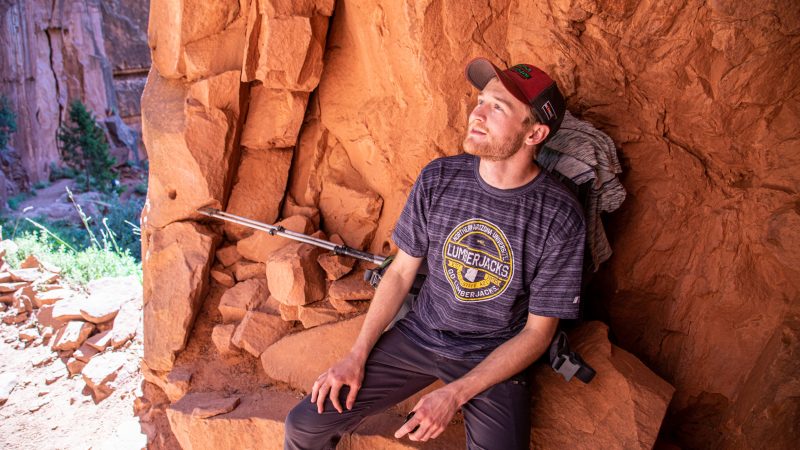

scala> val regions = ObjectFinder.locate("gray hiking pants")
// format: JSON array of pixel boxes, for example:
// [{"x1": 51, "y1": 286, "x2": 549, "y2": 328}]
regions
[{"x1": 283, "y1": 327, "x2": 532, "y2": 450}]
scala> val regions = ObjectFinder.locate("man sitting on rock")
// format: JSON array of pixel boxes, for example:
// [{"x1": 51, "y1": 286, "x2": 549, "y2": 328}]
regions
[{"x1": 284, "y1": 58, "x2": 586, "y2": 450}]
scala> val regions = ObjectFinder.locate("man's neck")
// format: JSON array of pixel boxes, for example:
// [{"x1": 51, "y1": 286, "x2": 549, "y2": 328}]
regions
[{"x1": 477, "y1": 150, "x2": 540, "y2": 190}]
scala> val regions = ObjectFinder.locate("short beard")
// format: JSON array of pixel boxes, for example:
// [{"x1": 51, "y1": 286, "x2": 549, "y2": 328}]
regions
[{"x1": 462, "y1": 129, "x2": 527, "y2": 162}]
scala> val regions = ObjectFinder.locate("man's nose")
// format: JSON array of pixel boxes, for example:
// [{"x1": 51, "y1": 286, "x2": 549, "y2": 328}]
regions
[{"x1": 470, "y1": 103, "x2": 487, "y2": 121}]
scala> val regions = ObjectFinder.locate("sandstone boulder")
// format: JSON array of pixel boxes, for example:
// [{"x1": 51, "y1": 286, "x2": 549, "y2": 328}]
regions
[
  {"x1": 231, "y1": 310, "x2": 292, "y2": 358},
  {"x1": 165, "y1": 391, "x2": 296, "y2": 450},
  {"x1": 329, "y1": 297, "x2": 368, "y2": 314},
  {"x1": 141, "y1": 69, "x2": 243, "y2": 229},
  {"x1": 211, "y1": 324, "x2": 238, "y2": 356},
  {"x1": 143, "y1": 221, "x2": 220, "y2": 371},
  {"x1": 51, "y1": 296, "x2": 86, "y2": 322},
  {"x1": 329, "y1": 272, "x2": 375, "y2": 302},
  {"x1": 318, "y1": 181, "x2": 383, "y2": 250},
  {"x1": 109, "y1": 299, "x2": 141, "y2": 349},
  {"x1": 18, "y1": 328, "x2": 40, "y2": 343},
  {"x1": 86, "y1": 330, "x2": 113, "y2": 352},
  {"x1": 0, "y1": 282, "x2": 28, "y2": 293},
  {"x1": 241, "y1": 0, "x2": 334, "y2": 90},
  {"x1": 237, "y1": 215, "x2": 315, "y2": 263},
  {"x1": 82, "y1": 351, "x2": 129, "y2": 402},
  {"x1": 218, "y1": 279, "x2": 268, "y2": 323},
  {"x1": 297, "y1": 301, "x2": 340, "y2": 329},
  {"x1": 261, "y1": 315, "x2": 364, "y2": 391},
  {"x1": 241, "y1": 87, "x2": 309, "y2": 149},
  {"x1": 224, "y1": 147, "x2": 294, "y2": 240},
  {"x1": 317, "y1": 234, "x2": 356, "y2": 280},
  {"x1": 182, "y1": 11, "x2": 248, "y2": 82},
  {"x1": 281, "y1": 197, "x2": 321, "y2": 229},
  {"x1": 215, "y1": 245, "x2": 242, "y2": 267},
  {"x1": 266, "y1": 242, "x2": 326, "y2": 306},
  {"x1": 164, "y1": 367, "x2": 193, "y2": 403},
  {"x1": 52, "y1": 321, "x2": 96, "y2": 352},
  {"x1": 35, "y1": 304, "x2": 64, "y2": 330},
  {"x1": 148, "y1": 0, "x2": 249, "y2": 80},
  {"x1": 232, "y1": 261, "x2": 266, "y2": 282},
  {"x1": 8, "y1": 268, "x2": 44, "y2": 283},
  {"x1": 530, "y1": 322, "x2": 674, "y2": 449},
  {"x1": 80, "y1": 276, "x2": 142, "y2": 323},
  {"x1": 32, "y1": 288, "x2": 75, "y2": 308},
  {"x1": 252, "y1": 295, "x2": 282, "y2": 316},
  {"x1": 1, "y1": 310, "x2": 27, "y2": 325},
  {"x1": 66, "y1": 358, "x2": 86, "y2": 376},
  {"x1": 279, "y1": 303, "x2": 299, "y2": 322},
  {"x1": 74, "y1": 343, "x2": 100, "y2": 363},
  {"x1": 210, "y1": 265, "x2": 236, "y2": 287}
]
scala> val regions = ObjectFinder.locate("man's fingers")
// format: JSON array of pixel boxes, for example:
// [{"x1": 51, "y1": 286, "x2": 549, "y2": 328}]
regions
[
  {"x1": 315, "y1": 384, "x2": 330, "y2": 414},
  {"x1": 346, "y1": 382, "x2": 362, "y2": 410},
  {"x1": 418, "y1": 423, "x2": 439, "y2": 442},
  {"x1": 394, "y1": 419, "x2": 418, "y2": 439},
  {"x1": 310, "y1": 380, "x2": 320, "y2": 403},
  {"x1": 329, "y1": 384, "x2": 343, "y2": 413}
]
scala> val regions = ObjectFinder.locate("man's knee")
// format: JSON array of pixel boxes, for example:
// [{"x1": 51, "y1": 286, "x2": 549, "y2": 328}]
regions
[
  {"x1": 284, "y1": 399, "x2": 327, "y2": 449},
  {"x1": 284, "y1": 397, "x2": 354, "y2": 450}
]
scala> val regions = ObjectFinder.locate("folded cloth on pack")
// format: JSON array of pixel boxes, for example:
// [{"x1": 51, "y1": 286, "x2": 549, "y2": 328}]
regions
[{"x1": 537, "y1": 111, "x2": 626, "y2": 272}]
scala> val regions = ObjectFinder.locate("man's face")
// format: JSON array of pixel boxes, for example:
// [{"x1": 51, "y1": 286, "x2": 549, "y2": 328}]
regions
[{"x1": 462, "y1": 77, "x2": 533, "y2": 161}]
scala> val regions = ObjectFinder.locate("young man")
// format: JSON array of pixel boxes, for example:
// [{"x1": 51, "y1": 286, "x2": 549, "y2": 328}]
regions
[{"x1": 284, "y1": 58, "x2": 585, "y2": 450}]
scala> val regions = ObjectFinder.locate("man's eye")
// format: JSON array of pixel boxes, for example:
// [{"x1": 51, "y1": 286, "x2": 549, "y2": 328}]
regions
[{"x1": 493, "y1": 104, "x2": 503, "y2": 111}]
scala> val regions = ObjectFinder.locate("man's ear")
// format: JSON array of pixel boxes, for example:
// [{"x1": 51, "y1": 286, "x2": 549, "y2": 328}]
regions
[{"x1": 525, "y1": 123, "x2": 550, "y2": 146}]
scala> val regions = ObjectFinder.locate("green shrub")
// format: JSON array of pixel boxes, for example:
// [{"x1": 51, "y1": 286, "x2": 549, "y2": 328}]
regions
[
  {"x1": 134, "y1": 182, "x2": 148, "y2": 196},
  {"x1": 1, "y1": 189, "x2": 143, "y2": 285},
  {"x1": 7, "y1": 191, "x2": 35, "y2": 210},
  {"x1": 1, "y1": 190, "x2": 143, "y2": 260},
  {"x1": 0, "y1": 95, "x2": 17, "y2": 150},
  {"x1": 3, "y1": 232, "x2": 140, "y2": 285},
  {"x1": 49, "y1": 162, "x2": 79, "y2": 181},
  {"x1": 57, "y1": 100, "x2": 117, "y2": 193}
]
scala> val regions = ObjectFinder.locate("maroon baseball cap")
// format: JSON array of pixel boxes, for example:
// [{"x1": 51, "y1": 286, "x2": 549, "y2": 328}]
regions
[{"x1": 465, "y1": 57, "x2": 566, "y2": 136}]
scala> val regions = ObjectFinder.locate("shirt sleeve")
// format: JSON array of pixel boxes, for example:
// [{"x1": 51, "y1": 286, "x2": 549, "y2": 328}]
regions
[
  {"x1": 528, "y1": 210, "x2": 586, "y2": 319},
  {"x1": 391, "y1": 167, "x2": 433, "y2": 258}
]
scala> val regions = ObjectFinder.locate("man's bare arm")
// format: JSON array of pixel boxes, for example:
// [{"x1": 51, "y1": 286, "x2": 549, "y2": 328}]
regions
[
  {"x1": 395, "y1": 313, "x2": 558, "y2": 441},
  {"x1": 311, "y1": 249, "x2": 423, "y2": 413}
]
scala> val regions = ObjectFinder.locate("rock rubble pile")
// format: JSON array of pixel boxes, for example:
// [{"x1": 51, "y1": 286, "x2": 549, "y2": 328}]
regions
[{"x1": 0, "y1": 242, "x2": 142, "y2": 404}]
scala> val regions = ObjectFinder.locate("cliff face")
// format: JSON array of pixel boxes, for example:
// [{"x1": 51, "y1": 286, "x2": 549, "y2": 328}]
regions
[
  {"x1": 138, "y1": 0, "x2": 799, "y2": 448},
  {"x1": 0, "y1": 0, "x2": 149, "y2": 181}
]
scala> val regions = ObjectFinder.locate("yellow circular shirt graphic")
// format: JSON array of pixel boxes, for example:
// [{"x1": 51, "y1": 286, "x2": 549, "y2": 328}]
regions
[{"x1": 442, "y1": 219, "x2": 514, "y2": 302}]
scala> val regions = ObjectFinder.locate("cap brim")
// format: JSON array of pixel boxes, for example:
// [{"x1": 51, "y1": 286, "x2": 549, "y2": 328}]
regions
[
  {"x1": 465, "y1": 58, "x2": 500, "y2": 90},
  {"x1": 465, "y1": 57, "x2": 529, "y2": 106}
]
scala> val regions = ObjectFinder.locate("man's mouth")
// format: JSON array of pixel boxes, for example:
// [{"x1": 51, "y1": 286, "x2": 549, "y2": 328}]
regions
[{"x1": 469, "y1": 127, "x2": 487, "y2": 136}]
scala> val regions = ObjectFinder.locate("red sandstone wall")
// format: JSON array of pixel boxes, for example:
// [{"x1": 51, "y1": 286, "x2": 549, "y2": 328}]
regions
[{"x1": 139, "y1": 0, "x2": 800, "y2": 448}]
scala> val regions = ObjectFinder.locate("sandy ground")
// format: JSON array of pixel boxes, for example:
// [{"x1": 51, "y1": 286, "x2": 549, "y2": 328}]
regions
[{"x1": 0, "y1": 321, "x2": 146, "y2": 450}]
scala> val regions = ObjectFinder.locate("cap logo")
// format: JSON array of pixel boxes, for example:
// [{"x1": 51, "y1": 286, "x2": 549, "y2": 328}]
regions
[
  {"x1": 541, "y1": 101, "x2": 556, "y2": 121},
  {"x1": 510, "y1": 65, "x2": 532, "y2": 79}
]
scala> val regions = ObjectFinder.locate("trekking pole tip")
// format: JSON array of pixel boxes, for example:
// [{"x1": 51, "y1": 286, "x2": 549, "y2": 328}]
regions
[{"x1": 197, "y1": 206, "x2": 218, "y2": 216}]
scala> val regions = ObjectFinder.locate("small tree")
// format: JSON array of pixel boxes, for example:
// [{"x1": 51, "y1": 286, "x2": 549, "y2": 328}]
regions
[
  {"x1": 57, "y1": 100, "x2": 116, "y2": 193},
  {"x1": 0, "y1": 95, "x2": 17, "y2": 150}
]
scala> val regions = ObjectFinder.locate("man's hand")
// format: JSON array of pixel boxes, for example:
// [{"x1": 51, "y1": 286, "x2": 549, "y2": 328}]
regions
[
  {"x1": 394, "y1": 385, "x2": 461, "y2": 442},
  {"x1": 311, "y1": 352, "x2": 366, "y2": 414}
]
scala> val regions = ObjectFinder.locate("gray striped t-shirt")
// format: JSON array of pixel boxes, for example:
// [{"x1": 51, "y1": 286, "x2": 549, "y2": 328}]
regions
[{"x1": 392, "y1": 154, "x2": 585, "y2": 362}]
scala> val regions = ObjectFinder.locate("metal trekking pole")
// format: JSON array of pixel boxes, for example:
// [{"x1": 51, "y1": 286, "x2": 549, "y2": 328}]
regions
[{"x1": 197, "y1": 207, "x2": 387, "y2": 265}]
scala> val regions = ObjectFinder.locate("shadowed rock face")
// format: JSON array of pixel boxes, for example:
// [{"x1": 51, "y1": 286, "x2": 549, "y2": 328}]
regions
[{"x1": 137, "y1": 0, "x2": 800, "y2": 448}]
